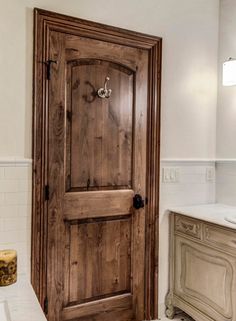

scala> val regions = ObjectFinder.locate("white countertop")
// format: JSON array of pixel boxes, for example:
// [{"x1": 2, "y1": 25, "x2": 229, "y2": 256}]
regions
[
  {"x1": 0, "y1": 274, "x2": 47, "y2": 321},
  {"x1": 169, "y1": 203, "x2": 236, "y2": 230}
]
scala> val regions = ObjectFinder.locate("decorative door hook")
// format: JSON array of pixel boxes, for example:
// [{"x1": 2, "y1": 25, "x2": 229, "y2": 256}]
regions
[{"x1": 97, "y1": 77, "x2": 112, "y2": 98}]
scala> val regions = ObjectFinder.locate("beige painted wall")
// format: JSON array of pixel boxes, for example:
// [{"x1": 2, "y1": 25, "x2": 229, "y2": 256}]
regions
[
  {"x1": 0, "y1": 0, "x2": 219, "y2": 159},
  {"x1": 217, "y1": 0, "x2": 236, "y2": 158},
  {"x1": 215, "y1": 1, "x2": 236, "y2": 208}
]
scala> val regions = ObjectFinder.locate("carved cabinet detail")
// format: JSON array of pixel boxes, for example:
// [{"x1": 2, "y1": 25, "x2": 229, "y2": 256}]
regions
[
  {"x1": 167, "y1": 213, "x2": 236, "y2": 321},
  {"x1": 175, "y1": 216, "x2": 202, "y2": 239}
]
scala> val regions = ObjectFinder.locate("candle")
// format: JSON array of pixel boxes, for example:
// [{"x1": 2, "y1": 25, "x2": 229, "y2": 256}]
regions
[{"x1": 0, "y1": 250, "x2": 17, "y2": 286}]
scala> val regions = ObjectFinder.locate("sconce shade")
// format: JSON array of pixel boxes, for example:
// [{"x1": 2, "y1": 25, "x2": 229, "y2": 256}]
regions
[{"x1": 223, "y1": 58, "x2": 236, "y2": 86}]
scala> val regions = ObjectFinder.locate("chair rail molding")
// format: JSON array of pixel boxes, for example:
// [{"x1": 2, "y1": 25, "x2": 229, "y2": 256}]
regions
[{"x1": 0, "y1": 157, "x2": 32, "y2": 167}]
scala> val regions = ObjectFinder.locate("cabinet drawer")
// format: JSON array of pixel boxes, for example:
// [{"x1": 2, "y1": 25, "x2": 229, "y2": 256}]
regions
[
  {"x1": 175, "y1": 215, "x2": 201, "y2": 239},
  {"x1": 204, "y1": 224, "x2": 236, "y2": 253}
]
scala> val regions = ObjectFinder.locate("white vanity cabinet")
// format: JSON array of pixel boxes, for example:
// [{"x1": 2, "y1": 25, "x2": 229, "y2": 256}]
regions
[{"x1": 166, "y1": 213, "x2": 236, "y2": 321}]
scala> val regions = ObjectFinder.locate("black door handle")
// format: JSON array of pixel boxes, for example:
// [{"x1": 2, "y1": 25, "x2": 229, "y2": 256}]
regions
[{"x1": 133, "y1": 194, "x2": 145, "y2": 210}]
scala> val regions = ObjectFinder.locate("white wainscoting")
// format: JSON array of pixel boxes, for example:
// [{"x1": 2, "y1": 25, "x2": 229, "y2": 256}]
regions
[
  {"x1": 216, "y1": 160, "x2": 236, "y2": 206},
  {"x1": 0, "y1": 158, "x2": 32, "y2": 277}
]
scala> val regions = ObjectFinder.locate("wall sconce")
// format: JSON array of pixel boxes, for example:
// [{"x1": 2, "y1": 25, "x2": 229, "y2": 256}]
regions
[{"x1": 223, "y1": 58, "x2": 236, "y2": 86}]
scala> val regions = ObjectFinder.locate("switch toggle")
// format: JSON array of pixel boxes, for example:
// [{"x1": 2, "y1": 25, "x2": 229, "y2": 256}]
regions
[{"x1": 162, "y1": 167, "x2": 180, "y2": 183}]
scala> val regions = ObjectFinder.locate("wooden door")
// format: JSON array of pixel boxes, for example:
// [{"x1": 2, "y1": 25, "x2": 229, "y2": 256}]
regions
[{"x1": 32, "y1": 9, "x2": 161, "y2": 321}]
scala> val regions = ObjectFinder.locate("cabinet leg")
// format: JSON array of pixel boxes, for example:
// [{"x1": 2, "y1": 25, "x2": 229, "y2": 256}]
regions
[{"x1": 165, "y1": 292, "x2": 175, "y2": 319}]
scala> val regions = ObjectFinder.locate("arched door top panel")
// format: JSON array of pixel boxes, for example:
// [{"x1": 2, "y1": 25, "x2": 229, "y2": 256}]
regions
[{"x1": 66, "y1": 59, "x2": 135, "y2": 192}]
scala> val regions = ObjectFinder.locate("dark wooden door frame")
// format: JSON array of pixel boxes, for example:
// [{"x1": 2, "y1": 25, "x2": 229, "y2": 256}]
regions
[{"x1": 32, "y1": 8, "x2": 162, "y2": 320}]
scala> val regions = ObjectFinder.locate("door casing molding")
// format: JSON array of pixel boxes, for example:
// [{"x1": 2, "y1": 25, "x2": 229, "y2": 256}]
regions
[{"x1": 32, "y1": 8, "x2": 162, "y2": 320}]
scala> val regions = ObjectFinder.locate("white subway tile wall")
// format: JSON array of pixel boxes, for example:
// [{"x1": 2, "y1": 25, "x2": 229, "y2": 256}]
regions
[
  {"x1": 0, "y1": 162, "x2": 32, "y2": 277},
  {"x1": 216, "y1": 162, "x2": 236, "y2": 206},
  {"x1": 159, "y1": 161, "x2": 216, "y2": 317}
]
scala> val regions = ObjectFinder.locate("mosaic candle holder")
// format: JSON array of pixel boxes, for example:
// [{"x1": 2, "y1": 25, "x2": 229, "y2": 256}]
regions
[{"x1": 0, "y1": 250, "x2": 17, "y2": 286}]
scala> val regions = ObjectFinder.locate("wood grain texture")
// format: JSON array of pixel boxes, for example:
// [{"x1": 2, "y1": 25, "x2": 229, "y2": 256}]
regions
[
  {"x1": 66, "y1": 218, "x2": 131, "y2": 304},
  {"x1": 31, "y1": 8, "x2": 48, "y2": 306},
  {"x1": 32, "y1": 8, "x2": 162, "y2": 321},
  {"x1": 47, "y1": 30, "x2": 66, "y2": 321},
  {"x1": 64, "y1": 190, "x2": 133, "y2": 220},
  {"x1": 63, "y1": 31, "x2": 147, "y2": 321},
  {"x1": 144, "y1": 34, "x2": 162, "y2": 320},
  {"x1": 63, "y1": 294, "x2": 133, "y2": 321},
  {"x1": 66, "y1": 60, "x2": 133, "y2": 191}
]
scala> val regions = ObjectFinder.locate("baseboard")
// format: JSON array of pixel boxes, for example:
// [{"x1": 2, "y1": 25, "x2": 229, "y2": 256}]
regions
[{"x1": 158, "y1": 302, "x2": 166, "y2": 319}]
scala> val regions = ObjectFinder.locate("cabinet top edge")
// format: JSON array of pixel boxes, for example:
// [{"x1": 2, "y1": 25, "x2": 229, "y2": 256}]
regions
[{"x1": 169, "y1": 203, "x2": 236, "y2": 231}]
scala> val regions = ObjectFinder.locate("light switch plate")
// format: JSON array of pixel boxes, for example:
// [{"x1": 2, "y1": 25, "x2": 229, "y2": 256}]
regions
[
  {"x1": 162, "y1": 167, "x2": 180, "y2": 183},
  {"x1": 206, "y1": 167, "x2": 215, "y2": 182}
]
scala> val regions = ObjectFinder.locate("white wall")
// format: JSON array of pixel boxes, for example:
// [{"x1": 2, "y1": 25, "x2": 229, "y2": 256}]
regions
[
  {"x1": 216, "y1": 162, "x2": 236, "y2": 205},
  {"x1": 215, "y1": 0, "x2": 236, "y2": 209},
  {"x1": 0, "y1": 0, "x2": 220, "y2": 318},
  {"x1": 217, "y1": 0, "x2": 236, "y2": 159},
  {"x1": 0, "y1": 0, "x2": 219, "y2": 159}
]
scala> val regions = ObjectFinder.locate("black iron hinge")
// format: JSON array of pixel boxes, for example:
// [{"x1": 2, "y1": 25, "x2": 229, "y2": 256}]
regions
[
  {"x1": 45, "y1": 185, "x2": 50, "y2": 201},
  {"x1": 67, "y1": 110, "x2": 72, "y2": 122},
  {"x1": 44, "y1": 60, "x2": 57, "y2": 80},
  {"x1": 43, "y1": 296, "x2": 48, "y2": 315}
]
